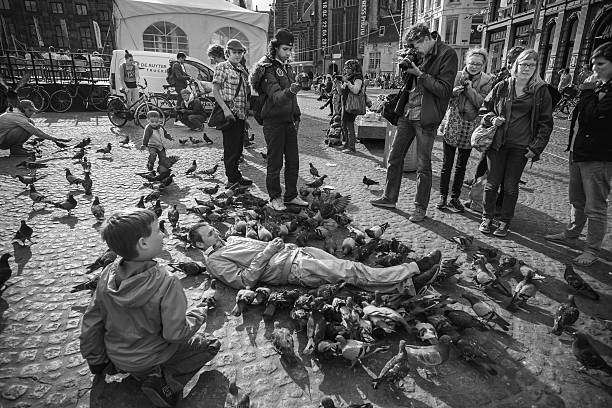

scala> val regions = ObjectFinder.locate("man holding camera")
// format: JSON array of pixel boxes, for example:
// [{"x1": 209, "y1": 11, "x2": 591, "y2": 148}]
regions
[{"x1": 371, "y1": 24, "x2": 458, "y2": 222}]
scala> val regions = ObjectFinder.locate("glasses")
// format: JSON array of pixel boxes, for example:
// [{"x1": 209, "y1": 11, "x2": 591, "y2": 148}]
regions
[
  {"x1": 467, "y1": 62, "x2": 483, "y2": 67},
  {"x1": 518, "y1": 63, "x2": 537, "y2": 69}
]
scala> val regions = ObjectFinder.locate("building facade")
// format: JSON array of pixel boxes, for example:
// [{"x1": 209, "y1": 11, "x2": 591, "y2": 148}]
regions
[
  {"x1": 483, "y1": 0, "x2": 612, "y2": 85},
  {"x1": 0, "y1": 0, "x2": 114, "y2": 53},
  {"x1": 362, "y1": 1, "x2": 403, "y2": 80},
  {"x1": 272, "y1": 0, "x2": 318, "y2": 73}
]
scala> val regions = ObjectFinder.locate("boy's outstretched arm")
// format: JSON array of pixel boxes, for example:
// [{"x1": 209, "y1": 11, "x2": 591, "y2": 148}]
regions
[
  {"x1": 160, "y1": 276, "x2": 207, "y2": 343},
  {"x1": 79, "y1": 291, "x2": 109, "y2": 373}
]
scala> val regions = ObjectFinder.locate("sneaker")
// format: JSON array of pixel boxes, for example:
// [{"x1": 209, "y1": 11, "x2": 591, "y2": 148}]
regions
[
  {"x1": 285, "y1": 196, "x2": 309, "y2": 206},
  {"x1": 479, "y1": 218, "x2": 493, "y2": 234},
  {"x1": 409, "y1": 207, "x2": 426, "y2": 223},
  {"x1": 371, "y1": 197, "x2": 396, "y2": 209},
  {"x1": 415, "y1": 250, "x2": 442, "y2": 272},
  {"x1": 237, "y1": 177, "x2": 253, "y2": 186},
  {"x1": 544, "y1": 232, "x2": 580, "y2": 247},
  {"x1": 202, "y1": 133, "x2": 213, "y2": 144},
  {"x1": 448, "y1": 198, "x2": 465, "y2": 213},
  {"x1": 141, "y1": 373, "x2": 177, "y2": 407},
  {"x1": 341, "y1": 148, "x2": 356, "y2": 153},
  {"x1": 270, "y1": 197, "x2": 286, "y2": 211},
  {"x1": 493, "y1": 222, "x2": 509, "y2": 237},
  {"x1": 9, "y1": 145, "x2": 36, "y2": 157},
  {"x1": 436, "y1": 195, "x2": 447, "y2": 210}
]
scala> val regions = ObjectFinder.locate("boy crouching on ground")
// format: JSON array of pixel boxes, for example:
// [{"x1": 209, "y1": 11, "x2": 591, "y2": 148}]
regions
[{"x1": 79, "y1": 208, "x2": 220, "y2": 407}]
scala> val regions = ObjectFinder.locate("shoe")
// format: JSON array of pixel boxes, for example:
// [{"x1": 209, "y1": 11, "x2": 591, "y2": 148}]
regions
[
  {"x1": 544, "y1": 232, "x2": 580, "y2": 247},
  {"x1": 191, "y1": 126, "x2": 203, "y2": 131},
  {"x1": 285, "y1": 196, "x2": 309, "y2": 206},
  {"x1": 341, "y1": 148, "x2": 356, "y2": 153},
  {"x1": 202, "y1": 133, "x2": 213, "y2": 144},
  {"x1": 237, "y1": 177, "x2": 253, "y2": 186},
  {"x1": 572, "y1": 251, "x2": 599, "y2": 267},
  {"x1": 141, "y1": 373, "x2": 177, "y2": 407},
  {"x1": 9, "y1": 145, "x2": 36, "y2": 157},
  {"x1": 493, "y1": 221, "x2": 509, "y2": 237},
  {"x1": 448, "y1": 198, "x2": 465, "y2": 213},
  {"x1": 479, "y1": 218, "x2": 493, "y2": 234},
  {"x1": 270, "y1": 197, "x2": 286, "y2": 211},
  {"x1": 436, "y1": 195, "x2": 447, "y2": 210},
  {"x1": 371, "y1": 197, "x2": 396, "y2": 209},
  {"x1": 415, "y1": 250, "x2": 442, "y2": 273},
  {"x1": 409, "y1": 207, "x2": 426, "y2": 223}
]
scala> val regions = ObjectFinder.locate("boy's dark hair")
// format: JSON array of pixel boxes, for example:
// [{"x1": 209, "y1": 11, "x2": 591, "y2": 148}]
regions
[
  {"x1": 207, "y1": 44, "x2": 225, "y2": 60},
  {"x1": 101, "y1": 208, "x2": 157, "y2": 259},
  {"x1": 404, "y1": 23, "x2": 431, "y2": 44},
  {"x1": 507, "y1": 46, "x2": 525, "y2": 66},
  {"x1": 592, "y1": 41, "x2": 612, "y2": 63},
  {"x1": 176, "y1": 52, "x2": 186, "y2": 60}
]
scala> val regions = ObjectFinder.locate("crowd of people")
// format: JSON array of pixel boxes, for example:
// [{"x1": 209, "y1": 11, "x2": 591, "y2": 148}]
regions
[{"x1": 1, "y1": 22, "x2": 610, "y2": 407}]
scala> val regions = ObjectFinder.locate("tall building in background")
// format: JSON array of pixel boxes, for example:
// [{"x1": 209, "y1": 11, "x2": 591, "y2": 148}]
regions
[
  {"x1": 0, "y1": 0, "x2": 114, "y2": 53},
  {"x1": 273, "y1": 0, "x2": 317, "y2": 73},
  {"x1": 362, "y1": 0, "x2": 403, "y2": 80}
]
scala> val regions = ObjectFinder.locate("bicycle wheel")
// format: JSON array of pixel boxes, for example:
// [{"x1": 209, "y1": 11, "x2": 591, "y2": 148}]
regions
[
  {"x1": 18, "y1": 87, "x2": 45, "y2": 111},
  {"x1": 37, "y1": 88, "x2": 51, "y2": 112},
  {"x1": 151, "y1": 94, "x2": 175, "y2": 122},
  {"x1": 49, "y1": 89, "x2": 73, "y2": 112},
  {"x1": 90, "y1": 85, "x2": 110, "y2": 111},
  {"x1": 134, "y1": 103, "x2": 165, "y2": 129},
  {"x1": 107, "y1": 98, "x2": 129, "y2": 127}
]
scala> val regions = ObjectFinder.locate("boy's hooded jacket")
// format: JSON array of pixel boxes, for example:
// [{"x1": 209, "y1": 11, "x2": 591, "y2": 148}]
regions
[{"x1": 79, "y1": 260, "x2": 206, "y2": 372}]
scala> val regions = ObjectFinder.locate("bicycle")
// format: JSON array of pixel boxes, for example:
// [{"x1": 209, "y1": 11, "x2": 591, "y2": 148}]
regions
[
  {"x1": 49, "y1": 81, "x2": 109, "y2": 113},
  {"x1": 17, "y1": 83, "x2": 51, "y2": 112},
  {"x1": 152, "y1": 80, "x2": 215, "y2": 122},
  {"x1": 107, "y1": 79, "x2": 165, "y2": 128},
  {"x1": 553, "y1": 86, "x2": 579, "y2": 118}
]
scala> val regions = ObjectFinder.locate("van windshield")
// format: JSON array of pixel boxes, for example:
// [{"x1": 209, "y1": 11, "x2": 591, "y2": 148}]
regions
[{"x1": 184, "y1": 61, "x2": 213, "y2": 82}]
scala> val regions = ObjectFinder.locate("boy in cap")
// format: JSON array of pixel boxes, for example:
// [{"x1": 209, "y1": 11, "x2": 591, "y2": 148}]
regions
[
  {"x1": 212, "y1": 39, "x2": 252, "y2": 188},
  {"x1": 250, "y1": 29, "x2": 308, "y2": 211}
]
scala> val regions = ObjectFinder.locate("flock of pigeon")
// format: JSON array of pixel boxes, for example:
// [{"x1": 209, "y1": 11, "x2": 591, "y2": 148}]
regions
[{"x1": 1, "y1": 135, "x2": 610, "y2": 408}]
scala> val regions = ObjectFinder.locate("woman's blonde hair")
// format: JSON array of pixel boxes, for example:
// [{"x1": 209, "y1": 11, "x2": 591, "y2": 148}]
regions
[
  {"x1": 511, "y1": 49, "x2": 545, "y2": 92},
  {"x1": 465, "y1": 48, "x2": 488, "y2": 66}
]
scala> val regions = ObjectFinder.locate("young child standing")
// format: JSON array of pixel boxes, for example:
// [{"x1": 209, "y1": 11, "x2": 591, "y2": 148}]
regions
[
  {"x1": 142, "y1": 111, "x2": 173, "y2": 171},
  {"x1": 79, "y1": 208, "x2": 220, "y2": 407}
]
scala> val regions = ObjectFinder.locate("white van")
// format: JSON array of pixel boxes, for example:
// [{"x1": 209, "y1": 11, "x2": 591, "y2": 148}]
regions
[{"x1": 108, "y1": 50, "x2": 214, "y2": 97}]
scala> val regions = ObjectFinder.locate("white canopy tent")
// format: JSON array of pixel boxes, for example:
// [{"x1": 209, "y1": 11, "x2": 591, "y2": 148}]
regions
[{"x1": 113, "y1": 0, "x2": 270, "y2": 67}]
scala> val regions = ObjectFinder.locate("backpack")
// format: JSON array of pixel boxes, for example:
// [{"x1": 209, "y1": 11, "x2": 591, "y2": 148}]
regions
[
  {"x1": 166, "y1": 62, "x2": 177, "y2": 86},
  {"x1": 546, "y1": 84, "x2": 562, "y2": 110},
  {"x1": 250, "y1": 65, "x2": 280, "y2": 126}
]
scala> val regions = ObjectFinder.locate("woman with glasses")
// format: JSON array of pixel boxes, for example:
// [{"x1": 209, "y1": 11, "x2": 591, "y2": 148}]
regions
[
  {"x1": 437, "y1": 48, "x2": 493, "y2": 212},
  {"x1": 478, "y1": 49, "x2": 553, "y2": 237},
  {"x1": 339, "y1": 59, "x2": 364, "y2": 153},
  {"x1": 545, "y1": 42, "x2": 612, "y2": 266}
]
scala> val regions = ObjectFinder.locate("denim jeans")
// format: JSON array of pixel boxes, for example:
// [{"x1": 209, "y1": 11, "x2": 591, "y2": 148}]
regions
[
  {"x1": 287, "y1": 246, "x2": 419, "y2": 295},
  {"x1": 342, "y1": 112, "x2": 357, "y2": 151},
  {"x1": 565, "y1": 158, "x2": 612, "y2": 254},
  {"x1": 474, "y1": 150, "x2": 488, "y2": 180},
  {"x1": 147, "y1": 147, "x2": 167, "y2": 171},
  {"x1": 440, "y1": 141, "x2": 471, "y2": 199},
  {"x1": 179, "y1": 114, "x2": 207, "y2": 130},
  {"x1": 263, "y1": 122, "x2": 299, "y2": 201},
  {"x1": 221, "y1": 119, "x2": 245, "y2": 183},
  {"x1": 484, "y1": 145, "x2": 528, "y2": 224},
  {"x1": 383, "y1": 117, "x2": 436, "y2": 209},
  {"x1": 0, "y1": 126, "x2": 31, "y2": 149}
]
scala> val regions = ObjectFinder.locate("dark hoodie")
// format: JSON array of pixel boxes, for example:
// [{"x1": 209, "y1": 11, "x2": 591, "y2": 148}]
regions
[{"x1": 79, "y1": 259, "x2": 206, "y2": 372}]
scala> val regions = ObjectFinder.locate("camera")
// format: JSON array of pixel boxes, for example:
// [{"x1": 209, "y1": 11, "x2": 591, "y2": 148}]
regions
[{"x1": 398, "y1": 47, "x2": 423, "y2": 70}]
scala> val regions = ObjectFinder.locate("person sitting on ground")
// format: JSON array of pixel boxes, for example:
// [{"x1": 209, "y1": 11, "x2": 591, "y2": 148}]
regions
[
  {"x1": 176, "y1": 89, "x2": 207, "y2": 132},
  {"x1": 189, "y1": 222, "x2": 442, "y2": 296},
  {"x1": 325, "y1": 114, "x2": 343, "y2": 146},
  {"x1": 0, "y1": 99, "x2": 71, "y2": 157},
  {"x1": 80, "y1": 208, "x2": 220, "y2": 408},
  {"x1": 141, "y1": 110, "x2": 173, "y2": 171},
  {"x1": 545, "y1": 41, "x2": 612, "y2": 266}
]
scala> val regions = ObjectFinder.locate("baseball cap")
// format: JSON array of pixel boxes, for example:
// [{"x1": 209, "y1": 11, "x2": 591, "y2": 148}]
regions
[
  {"x1": 19, "y1": 100, "x2": 39, "y2": 113},
  {"x1": 226, "y1": 39, "x2": 246, "y2": 52}
]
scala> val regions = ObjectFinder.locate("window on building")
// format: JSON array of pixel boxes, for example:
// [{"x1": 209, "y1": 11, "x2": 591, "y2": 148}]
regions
[
  {"x1": 518, "y1": 0, "x2": 536, "y2": 13},
  {"x1": 143, "y1": 21, "x2": 189, "y2": 54},
  {"x1": 55, "y1": 25, "x2": 69, "y2": 48},
  {"x1": 209, "y1": 27, "x2": 250, "y2": 65},
  {"x1": 50, "y1": 2, "x2": 63, "y2": 13},
  {"x1": 98, "y1": 10, "x2": 110, "y2": 21},
  {"x1": 287, "y1": 5, "x2": 295, "y2": 26},
  {"x1": 470, "y1": 16, "x2": 484, "y2": 44},
  {"x1": 29, "y1": 24, "x2": 37, "y2": 47},
  {"x1": 75, "y1": 3, "x2": 88, "y2": 15},
  {"x1": 0, "y1": 0, "x2": 10, "y2": 11},
  {"x1": 445, "y1": 16, "x2": 458, "y2": 44},
  {"x1": 419, "y1": 0, "x2": 424, "y2": 13},
  {"x1": 433, "y1": 18, "x2": 440, "y2": 32},
  {"x1": 79, "y1": 26, "x2": 93, "y2": 49},
  {"x1": 368, "y1": 51, "x2": 381, "y2": 70},
  {"x1": 24, "y1": 0, "x2": 37, "y2": 12},
  {"x1": 435, "y1": 0, "x2": 441, "y2": 7}
]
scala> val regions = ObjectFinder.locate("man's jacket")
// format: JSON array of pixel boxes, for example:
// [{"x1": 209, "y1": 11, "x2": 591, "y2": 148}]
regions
[
  {"x1": 171, "y1": 61, "x2": 191, "y2": 88},
  {"x1": 394, "y1": 35, "x2": 458, "y2": 129},
  {"x1": 178, "y1": 97, "x2": 206, "y2": 117}
]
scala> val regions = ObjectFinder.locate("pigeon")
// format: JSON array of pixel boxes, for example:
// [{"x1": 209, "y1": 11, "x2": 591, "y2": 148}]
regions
[
  {"x1": 82, "y1": 172, "x2": 93, "y2": 195},
  {"x1": 365, "y1": 222, "x2": 389, "y2": 239},
  {"x1": 85, "y1": 249, "x2": 117, "y2": 273},
  {"x1": 14, "y1": 174, "x2": 47, "y2": 187},
  {"x1": 476, "y1": 246, "x2": 499, "y2": 261},
  {"x1": 119, "y1": 135, "x2": 130, "y2": 146},
  {"x1": 136, "y1": 196, "x2": 145, "y2": 208},
  {"x1": 335, "y1": 335, "x2": 389, "y2": 368},
  {"x1": 362, "y1": 176, "x2": 379, "y2": 188},
  {"x1": 227, "y1": 370, "x2": 251, "y2": 408},
  {"x1": 309, "y1": 282, "x2": 346, "y2": 302},
  {"x1": 403, "y1": 335, "x2": 452, "y2": 373},
  {"x1": 572, "y1": 332, "x2": 612, "y2": 374},
  {"x1": 74, "y1": 138, "x2": 91, "y2": 149},
  {"x1": 552, "y1": 295, "x2": 580, "y2": 336},
  {"x1": 309, "y1": 162, "x2": 320, "y2": 178},
  {"x1": 306, "y1": 175, "x2": 327, "y2": 188},
  {"x1": 167, "y1": 204, "x2": 179, "y2": 228},
  {"x1": 320, "y1": 397, "x2": 372, "y2": 408},
  {"x1": 28, "y1": 185, "x2": 47, "y2": 207},
  {"x1": 324, "y1": 236, "x2": 337, "y2": 254},
  {"x1": 200, "y1": 278, "x2": 218, "y2": 308},
  {"x1": 144, "y1": 190, "x2": 161, "y2": 203},
  {"x1": 158, "y1": 174, "x2": 175, "y2": 189},
  {"x1": 91, "y1": 196, "x2": 105, "y2": 222},
  {"x1": 231, "y1": 287, "x2": 257, "y2": 316},
  {"x1": 65, "y1": 168, "x2": 83, "y2": 185},
  {"x1": 200, "y1": 164, "x2": 218, "y2": 176},
  {"x1": 341, "y1": 237, "x2": 356, "y2": 256},
  {"x1": 202, "y1": 133, "x2": 213, "y2": 144},
  {"x1": 16, "y1": 161, "x2": 47, "y2": 169},
  {"x1": 563, "y1": 263, "x2": 599, "y2": 301},
  {"x1": 96, "y1": 143, "x2": 112, "y2": 155},
  {"x1": 158, "y1": 220, "x2": 168, "y2": 235},
  {"x1": 54, "y1": 140, "x2": 70, "y2": 149},
  {"x1": 346, "y1": 225, "x2": 367, "y2": 244},
  {"x1": 426, "y1": 314, "x2": 461, "y2": 341},
  {"x1": 263, "y1": 289, "x2": 301, "y2": 317},
  {"x1": 450, "y1": 235, "x2": 473, "y2": 251},
  {"x1": 12, "y1": 220, "x2": 34, "y2": 246},
  {"x1": 271, "y1": 321, "x2": 297, "y2": 365},
  {"x1": 72, "y1": 148, "x2": 86, "y2": 161},
  {"x1": 150, "y1": 200, "x2": 162, "y2": 217},
  {"x1": 80, "y1": 156, "x2": 91, "y2": 171},
  {"x1": 178, "y1": 138, "x2": 188, "y2": 145},
  {"x1": 53, "y1": 194, "x2": 77, "y2": 214},
  {"x1": 304, "y1": 301, "x2": 327, "y2": 355},
  {"x1": 189, "y1": 136, "x2": 203, "y2": 145},
  {"x1": 167, "y1": 261, "x2": 206, "y2": 276},
  {"x1": 461, "y1": 293, "x2": 510, "y2": 331},
  {"x1": 185, "y1": 160, "x2": 197, "y2": 175},
  {"x1": 371, "y1": 340, "x2": 410, "y2": 389},
  {"x1": 70, "y1": 274, "x2": 100, "y2": 293},
  {"x1": 136, "y1": 171, "x2": 157, "y2": 182},
  {"x1": 444, "y1": 309, "x2": 488, "y2": 331},
  {"x1": 454, "y1": 336, "x2": 498, "y2": 376},
  {"x1": 507, "y1": 269, "x2": 542, "y2": 310},
  {"x1": 201, "y1": 184, "x2": 220, "y2": 195},
  {"x1": 0, "y1": 253, "x2": 13, "y2": 290}
]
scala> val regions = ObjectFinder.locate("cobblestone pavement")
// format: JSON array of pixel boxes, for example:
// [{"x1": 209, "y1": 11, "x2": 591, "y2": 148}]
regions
[{"x1": 0, "y1": 91, "x2": 611, "y2": 408}]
